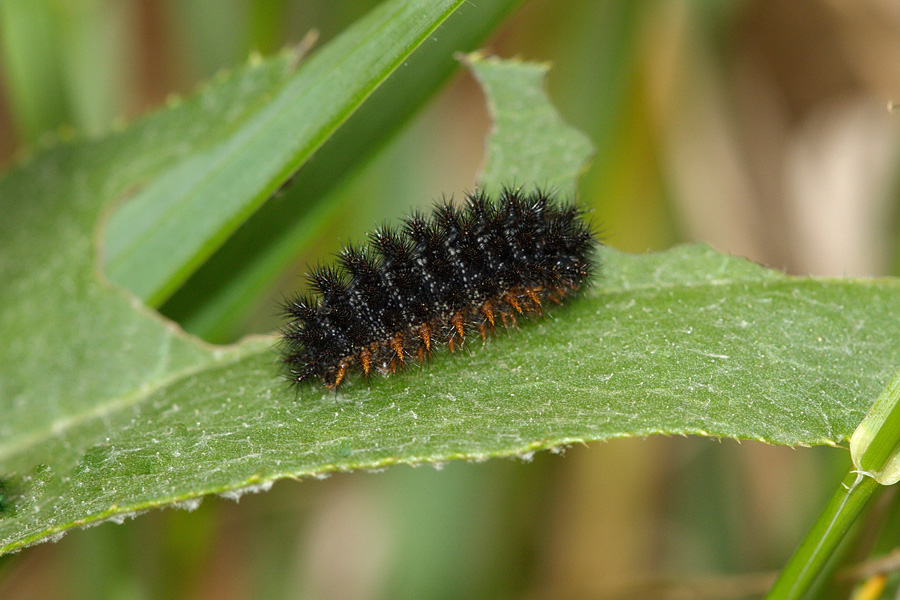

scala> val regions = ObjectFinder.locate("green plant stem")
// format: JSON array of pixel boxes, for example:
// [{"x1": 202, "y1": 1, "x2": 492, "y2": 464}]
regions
[
  {"x1": 768, "y1": 364, "x2": 900, "y2": 598},
  {"x1": 764, "y1": 469, "x2": 880, "y2": 599}
]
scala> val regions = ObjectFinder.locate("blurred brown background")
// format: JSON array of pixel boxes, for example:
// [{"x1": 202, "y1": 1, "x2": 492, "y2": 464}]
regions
[{"x1": 2, "y1": 1, "x2": 899, "y2": 598}]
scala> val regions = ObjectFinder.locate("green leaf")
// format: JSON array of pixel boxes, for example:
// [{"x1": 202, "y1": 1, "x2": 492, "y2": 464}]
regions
[
  {"x1": 466, "y1": 54, "x2": 594, "y2": 196},
  {"x1": 4, "y1": 44, "x2": 900, "y2": 558},
  {"x1": 103, "y1": 0, "x2": 468, "y2": 307},
  {"x1": 5, "y1": 239, "x2": 900, "y2": 554}
]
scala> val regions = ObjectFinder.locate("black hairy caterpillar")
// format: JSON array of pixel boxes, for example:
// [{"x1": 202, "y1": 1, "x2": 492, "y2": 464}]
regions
[{"x1": 279, "y1": 187, "x2": 598, "y2": 389}]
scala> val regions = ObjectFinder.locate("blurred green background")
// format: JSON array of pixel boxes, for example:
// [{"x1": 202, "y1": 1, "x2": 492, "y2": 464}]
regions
[{"x1": 2, "y1": 1, "x2": 900, "y2": 598}]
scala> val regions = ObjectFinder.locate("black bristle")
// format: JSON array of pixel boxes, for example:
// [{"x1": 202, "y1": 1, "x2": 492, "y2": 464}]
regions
[{"x1": 279, "y1": 188, "x2": 599, "y2": 389}]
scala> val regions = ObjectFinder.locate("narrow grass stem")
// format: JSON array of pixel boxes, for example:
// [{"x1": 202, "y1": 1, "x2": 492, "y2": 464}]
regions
[
  {"x1": 767, "y1": 364, "x2": 900, "y2": 599},
  {"x1": 765, "y1": 469, "x2": 880, "y2": 599}
]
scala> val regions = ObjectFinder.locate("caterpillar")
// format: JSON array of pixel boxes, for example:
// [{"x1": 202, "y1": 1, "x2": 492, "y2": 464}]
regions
[{"x1": 279, "y1": 187, "x2": 598, "y2": 389}]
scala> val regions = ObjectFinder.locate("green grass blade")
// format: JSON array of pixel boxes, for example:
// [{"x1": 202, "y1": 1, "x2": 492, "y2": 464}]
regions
[
  {"x1": 764, "y1": 470, "x2": 880, "y2": 600},
  {"x1": 103, "y1": 0, "x2": 467, "y2": 307},
  {"x1": 0, "y1": 2, "x2": 67, "y2": 141},
  {"x1": 160, "y1": 0, "x2": 524, "y2": 342}
]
